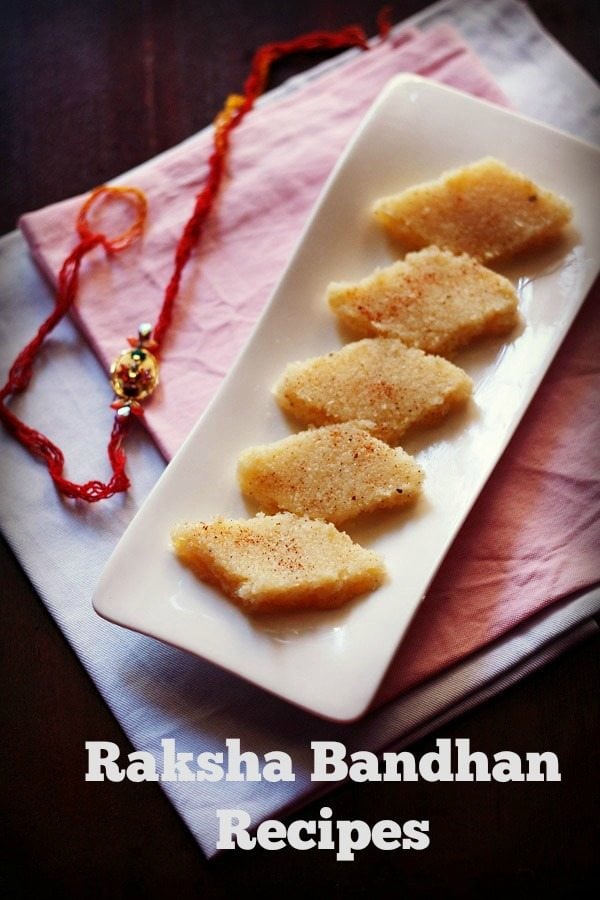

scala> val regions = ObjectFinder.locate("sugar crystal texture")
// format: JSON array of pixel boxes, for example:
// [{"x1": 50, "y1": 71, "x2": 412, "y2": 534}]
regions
[
  {"x1": 327, "y1": 246, "x2": 519, "y2": 356},
  {"x1": 274, "y1": 338, "x2": 472, "y2": 445},
  {"x1": 172, "y1": 512, "x2": 385, "y2": 613},
  {"x1": 238, "y1": 421, "x2": 424, "y2": 524},
  {"x1": 373, "y1": 157, "x2": 572, "y2": 263}
]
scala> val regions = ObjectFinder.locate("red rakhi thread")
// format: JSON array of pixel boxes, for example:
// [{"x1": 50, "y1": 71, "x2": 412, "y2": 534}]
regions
[
  {"x1": 0, "y1": 186, "x2": 146, "y2": 500},
  {"x1": 376, "y1": 6, "x2": 394, "y2": 40},
  {"x1": 0, "y1": 19, "x2": 386, "y2": 503},
  {"x1": 153, "y1": 24, "x2": 371, "y2": 346}
]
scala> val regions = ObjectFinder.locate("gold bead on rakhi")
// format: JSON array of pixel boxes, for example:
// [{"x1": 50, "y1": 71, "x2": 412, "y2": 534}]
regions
[{"x1": 110, "y1": 323, "x2": 160, "y2": 417}]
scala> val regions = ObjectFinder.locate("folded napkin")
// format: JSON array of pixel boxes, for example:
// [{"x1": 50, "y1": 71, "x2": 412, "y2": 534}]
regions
[
  {"x1": 375, "y1": 287, "x2": 599, "y2": 704},
  {"x1": 4, "y1": 0, "x2": 600, "y2": 858}
]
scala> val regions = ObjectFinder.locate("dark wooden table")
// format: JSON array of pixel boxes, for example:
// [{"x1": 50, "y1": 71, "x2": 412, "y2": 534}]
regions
[{"x1": 1, "y1": 2, "x2": 599, "y2": 896}]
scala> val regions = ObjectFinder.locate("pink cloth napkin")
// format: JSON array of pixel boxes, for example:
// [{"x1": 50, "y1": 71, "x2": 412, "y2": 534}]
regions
[
  {"x1": 19, "y1": 22, "x2": 599, "y2": 705},
  {"x1": 20, "y1": 23, "x2": 507, "y2": 461},
  {"x1": 374, "y1": 286, "x2": 599, "y2": 705}
]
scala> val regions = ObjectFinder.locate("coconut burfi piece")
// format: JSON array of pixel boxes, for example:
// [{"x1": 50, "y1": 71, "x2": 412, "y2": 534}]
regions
[
  {"x1": 274, "y1": 338, "x2": 472, "y2": 445},
  {"x1": 373, "y1": 157, "x2": 572, "y2": 263},
  {"x1": 238, "y1": 422, "x2": 424, "y2": 525},
  {"x1": 327, "y1": 246, "x2": 519, "y2": 356},
  {"x1": 171, "y1": 512, "x2": 385, "y2": 613}
]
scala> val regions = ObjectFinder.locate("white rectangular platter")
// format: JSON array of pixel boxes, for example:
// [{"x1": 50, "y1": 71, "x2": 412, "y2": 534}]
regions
[{"x1": 93, "y1": 75, "x2": 600, "y2": 721}]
